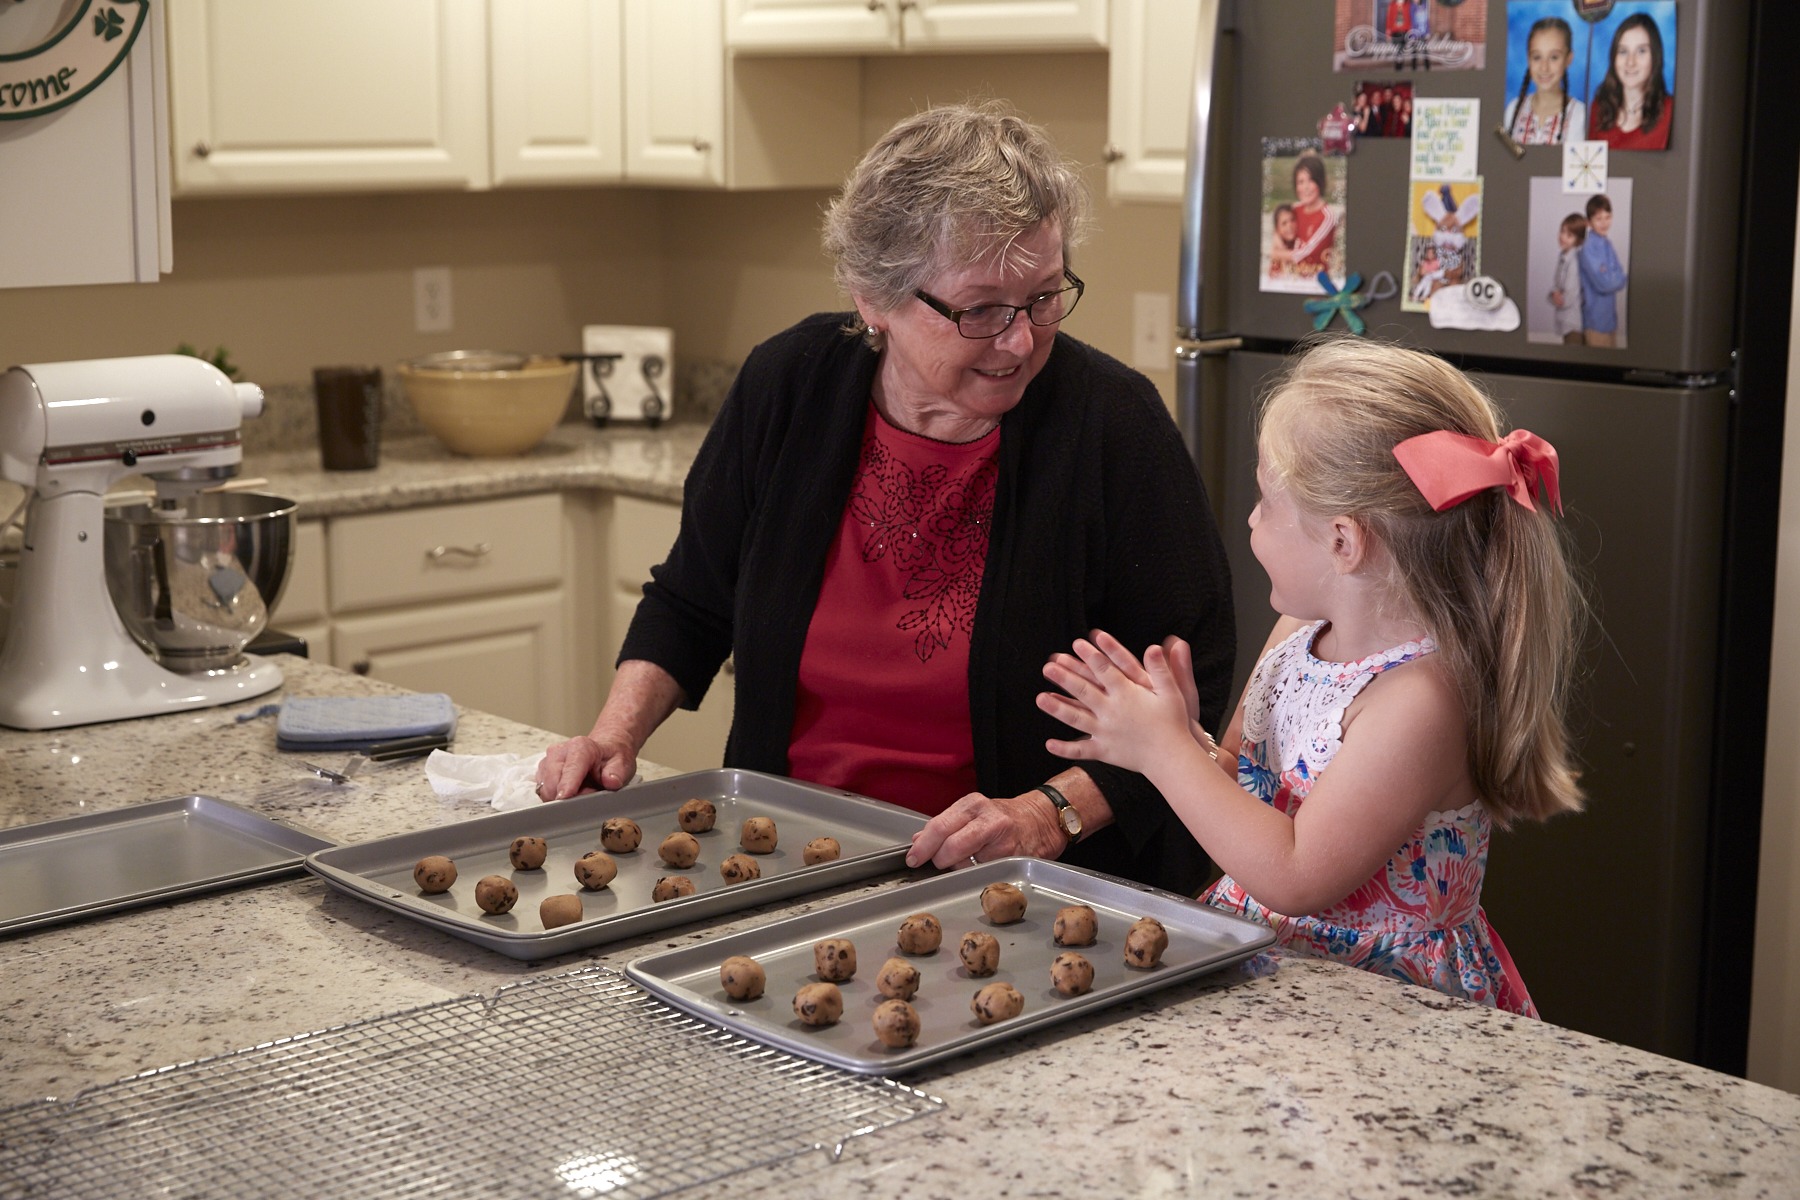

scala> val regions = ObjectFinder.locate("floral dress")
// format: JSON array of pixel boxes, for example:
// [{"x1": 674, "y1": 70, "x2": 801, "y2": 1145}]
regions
[{"x1": 1200, "y1": 621, "x2": 1538, "y2": 1015}]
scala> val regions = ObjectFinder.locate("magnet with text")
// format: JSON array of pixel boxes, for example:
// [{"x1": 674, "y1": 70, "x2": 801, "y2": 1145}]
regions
[{"x1": 1332, "y1": 0, "x2": 1489, "y2": 72}]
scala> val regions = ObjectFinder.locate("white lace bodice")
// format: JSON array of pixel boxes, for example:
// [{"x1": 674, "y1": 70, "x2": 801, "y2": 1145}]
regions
[{"x1": 1240, "y1": 621, "x2": 1438, "y2": 776}]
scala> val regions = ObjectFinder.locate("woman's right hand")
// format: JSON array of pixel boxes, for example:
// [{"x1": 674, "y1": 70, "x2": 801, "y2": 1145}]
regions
[{"x1": 536, "y1": 732, "x2": 637, "y2": 801}]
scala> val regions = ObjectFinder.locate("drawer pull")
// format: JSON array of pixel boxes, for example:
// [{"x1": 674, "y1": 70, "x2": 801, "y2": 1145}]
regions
[
  {"x1": 352, "y1": 660, "x2": 371, "y2": 676},
  {"x1": 426, "y1": 542, "x2": 492, "y2": 564}
]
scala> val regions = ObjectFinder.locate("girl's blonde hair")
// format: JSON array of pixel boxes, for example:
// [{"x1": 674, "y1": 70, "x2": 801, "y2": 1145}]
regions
[{"x1": 1258, "y1": 339, "x2": 1585, "y2": 826}]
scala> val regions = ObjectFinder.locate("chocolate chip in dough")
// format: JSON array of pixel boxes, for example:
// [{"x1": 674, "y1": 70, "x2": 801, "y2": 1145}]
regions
[
  {"x1": 600, "y1": 818, "x2": 642, "y2": 853},
  {"x1": 539, "y1": 893, "x2": 583, "y2": 929},
  {"x1": 740, "y1": 816, "x2": 778, "y2": 854},
  {"x1": 872, "y1": 999, "x2": 921, "y2": 1049},
  {"x1": 509, "y1": 836, "x2": 548, "y2": 870},
  {"x1": 971, "y1": 981, "x2": 1024, "y2": 1025},
  {"x1": 720, "y1": 955, "x2": 766, "y2": 1001},
  {"x1": 677, "y1": 798, "x2": 717, "y2": 833},
  {"x1": 474, "y1": 875, "x2": 518, "y2": 915},
  {"x1": 896, "y1": 912, "x2": 943, "y2": 955},
  {"x1": 875, "y1": 957, "x2": 921, "y2": 1001},
  {"x1": 573, "y1": 850, "x2": 617, "y2": 890},
  {"x1": 413, "y1": 856, "x2": 457, "y2": 894}
]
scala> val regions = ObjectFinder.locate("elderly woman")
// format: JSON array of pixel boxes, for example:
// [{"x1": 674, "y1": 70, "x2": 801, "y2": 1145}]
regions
[{"x1": 537, "y1": 102, "x2": 1235, "y2": 896}]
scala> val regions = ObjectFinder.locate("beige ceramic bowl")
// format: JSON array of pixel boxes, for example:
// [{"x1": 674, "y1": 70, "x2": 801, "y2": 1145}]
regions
[{"x1": 398, "y1": 352, "x2": 577, "y2": 457}]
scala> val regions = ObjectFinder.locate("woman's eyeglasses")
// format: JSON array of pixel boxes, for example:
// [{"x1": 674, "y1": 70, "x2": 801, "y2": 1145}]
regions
[{"x1": 914, "y1": 269, "x2": 1085, "y2": 339}]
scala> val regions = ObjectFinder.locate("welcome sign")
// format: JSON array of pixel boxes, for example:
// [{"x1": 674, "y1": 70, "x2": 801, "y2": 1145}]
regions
[{"x1": 0, "y1": 0, "x2": 147, "y2": 121}]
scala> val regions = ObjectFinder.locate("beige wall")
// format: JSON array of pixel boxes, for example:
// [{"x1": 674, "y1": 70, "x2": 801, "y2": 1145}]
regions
[
  {"x1": 1749, "y1": 163, "x2": 1800, "y2": 1095},
  {"x1": 0, "y1": 52, "x2": 1182, "y2": 419}
]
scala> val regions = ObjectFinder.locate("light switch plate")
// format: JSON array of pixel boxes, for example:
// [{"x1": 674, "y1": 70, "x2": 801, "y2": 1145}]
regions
[
  {"x1": 1132, "y1": 291, "x2": 1172, "y2": 372},
  {"x1": 579, "y1": 325, "x2": 674, "y2": 424}
]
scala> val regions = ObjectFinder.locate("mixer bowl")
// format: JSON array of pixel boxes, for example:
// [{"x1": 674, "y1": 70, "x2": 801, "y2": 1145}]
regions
[{"x1": 103, "y1": 493, "x2": 297, "y2": 673}]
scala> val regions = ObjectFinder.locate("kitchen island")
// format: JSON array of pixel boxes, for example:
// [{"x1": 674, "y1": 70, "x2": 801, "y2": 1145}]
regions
[{"x1": 2, "y1": 658, "x2": 1797, "y2": 1198}]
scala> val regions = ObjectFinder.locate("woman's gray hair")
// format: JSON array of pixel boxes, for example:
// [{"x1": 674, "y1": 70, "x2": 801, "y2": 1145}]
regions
[{"x1": 822, "y1": 100, "x2": 1092, "y2": 338}]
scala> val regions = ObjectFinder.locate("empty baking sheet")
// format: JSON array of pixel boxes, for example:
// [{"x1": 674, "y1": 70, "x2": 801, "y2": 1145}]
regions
[
  {"x1": 624, "y1": 856, "x2": 1277, "y2": 1074},
  {"x1": 305, "y1": 768, "x2": 928, "y2": 961},
  {"x1": 0, "y1": 795, "x2": 335, "y2": 937}
]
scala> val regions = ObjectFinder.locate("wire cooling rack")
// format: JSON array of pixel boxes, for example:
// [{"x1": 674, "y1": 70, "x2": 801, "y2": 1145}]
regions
[{"x1": 0, "y1": 966, "x2": 943, "y2": 1200}]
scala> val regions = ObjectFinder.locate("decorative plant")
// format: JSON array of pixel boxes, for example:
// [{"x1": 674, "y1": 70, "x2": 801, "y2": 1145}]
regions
[{"x1": 173, "y1": 343, "x2": 240, "y2": 380}]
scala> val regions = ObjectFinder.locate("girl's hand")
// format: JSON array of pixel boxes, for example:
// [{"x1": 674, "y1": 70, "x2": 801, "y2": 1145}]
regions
[
  {"x1": 1038, "y1": 631, "x2": 1193, "y2": 776},
  {"x1": 1551, "y1": 289, "x2": 1564, "y2": 307}
]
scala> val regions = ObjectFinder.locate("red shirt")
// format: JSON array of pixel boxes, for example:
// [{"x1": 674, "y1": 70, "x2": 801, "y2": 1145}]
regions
[
  {"x1": 787, "y1": 403, "x2": 999, "y2": 815},
  {"x1": 1595, "y1": 94, "x2": 1673, "y2": 151}
]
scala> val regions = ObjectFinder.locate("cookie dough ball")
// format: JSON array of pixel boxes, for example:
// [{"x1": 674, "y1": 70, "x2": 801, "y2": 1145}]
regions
[
  {"x1": 1050, "y1": 951, "x2": 1096, "y2": 997},
  {"x1": 720, "y1": 955, "x2": 766, "y2": 1001},
  {"x1": 793, "y1": 982, "x2": 843, "y2": 1027},
  {"x1": 971, "y1": 981, "x2": 1025, "y2": 1025},
  {"x1": 959, "y1": 931, "x2": 1001, "y2": 977},
  {"x1": 677, "y1": 798, "x2": 717, "y2": 833},
  {"x1": 651, "y1": 875, "x2": 696, "y2": 902},
  {"x1": 1053, "y1": 904, "x2": 1099, "y2": 947},
  {"x1": 979, "y1": 881, "x2": 1027, "y2": 924},
  {"x1": 413, "y1": 855, "x2": 456, "y2": 894},
  {"x1": 876, "y1": 957, "x2": 922, "y2": 1001},
  {"x1": 573, "y1": 850, "x2": 617, "y2": 891},
  {"x1": 813, "y1": 938, "x2": 858, "y2": 982},
  {"x1": 474, "y1": 875, "x2": 519, "y2": 915},
  {"x1": 1124, "y1": 916, "x2": 1170, "y2": 969},
  {"x1": 509, "y1": 836, "x2": 548, "y2": 871},
  {"x1": 740, "y1": 816, "x2": 778, "y2": 854},
  {"x1": 719, "y1": 853, "x2": 762, "y2": 885},
  {"x1": 659, "y1": 831, "x2": 701, "y2": 868},
  {"x1": 539, "y1": 893, "x2": 583, "y2": 930},
  {"x1": 802, "y1": 836, "x2": 841, "y2": 865},
  {"x1": 872, "y1": 999, "x2": 922, "y2": 1049},
  {"x1": 896, "y1": 912, "x2": 943, "y2": 955},
  {"x1": 600, "y1": 817, "x2": 642, "y2": 853}
]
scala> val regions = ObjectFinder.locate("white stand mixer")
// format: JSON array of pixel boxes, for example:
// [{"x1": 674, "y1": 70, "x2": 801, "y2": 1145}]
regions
[{"x1": 0, "y1": 355, "x2": 282, "y2": 730}]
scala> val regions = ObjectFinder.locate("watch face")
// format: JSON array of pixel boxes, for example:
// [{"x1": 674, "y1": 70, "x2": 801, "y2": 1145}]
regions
[{"x1": 1059, "y1": 809, "x2": 1082, "y2": 836}]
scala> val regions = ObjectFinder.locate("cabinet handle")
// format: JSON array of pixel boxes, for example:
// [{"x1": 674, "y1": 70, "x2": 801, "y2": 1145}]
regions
[
  {"x1": 193, "y1": 141, "x2": 211, "y2": 159},
  {"x1": 1101, "y1": 143, "x2": 1125, "y2": 163},
  {"x1": 897, "y1": 0, "x2": 916, "y2": 9},
  {"x1": 352, "y1": 660, "x2": 371, "y2": 676},
  {"x1": 865, "y1": 0, "x2": 880, "y2": 9},
  {"x1": 692, "y1": 136, "x2": 711, "y2": 153},
  {"x1": 426, "y1": 541, "x2": 492, "y2": 563}
]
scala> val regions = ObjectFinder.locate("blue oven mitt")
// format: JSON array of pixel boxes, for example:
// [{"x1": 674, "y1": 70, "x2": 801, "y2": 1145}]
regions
[{"x1": 275, "y1": 693, "x2": 457, "y2": 752}]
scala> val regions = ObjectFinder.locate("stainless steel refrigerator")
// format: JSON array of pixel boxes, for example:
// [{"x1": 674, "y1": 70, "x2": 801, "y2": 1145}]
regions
[{"x1": 1174, "y1": 0, "x2": 1796, "y2": 1071}]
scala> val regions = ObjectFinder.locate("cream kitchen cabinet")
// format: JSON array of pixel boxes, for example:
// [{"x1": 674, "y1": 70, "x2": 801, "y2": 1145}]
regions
[
  {"x1": 1103, "y1": 0, "x2": 1200, "y2": 202},
  {"x1": 272, "y1": 494, "x2": 577, "y2": 736},
  {"x1": 604, "y1": 493, "x2": 735, "y2": 773},
  {"x1": 725, "y1": 0, "x2": 1108, "y2": 54},
  {"x1": 489, "y1": 0, "x2": 626, "y2": 186},
  {"x1": 167, "y1": 0, "x2": 492, "y2": 193}
]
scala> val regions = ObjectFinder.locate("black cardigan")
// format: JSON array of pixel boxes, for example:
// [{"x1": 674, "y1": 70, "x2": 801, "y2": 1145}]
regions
[{"x1": 620, "y1": 313, "x2": 1236, "y2": 895}]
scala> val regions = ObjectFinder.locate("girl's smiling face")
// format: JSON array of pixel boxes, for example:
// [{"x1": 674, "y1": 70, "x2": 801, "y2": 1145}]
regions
[
  {"x1": 1294, "y1": 169, "x2": 1321, "y2": 207},
  {"x1": 1275, "y1": 209, "x2": 1297, "y2": 243},
  {"x1": 1528, "y1": 29, "x2": 1571, "y2": 93},
  {"x1": 1615, "y1": 26, "x2": 1655, "y2": 92},
  {"x1": 1558, "y1": 227, "x2": 1577, "y2": 251}
]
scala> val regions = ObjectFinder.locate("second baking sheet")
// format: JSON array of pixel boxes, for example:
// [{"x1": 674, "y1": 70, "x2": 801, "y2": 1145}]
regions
[{"x1": 626, "y1": 857, "x2": 1277, "y2": 1074}]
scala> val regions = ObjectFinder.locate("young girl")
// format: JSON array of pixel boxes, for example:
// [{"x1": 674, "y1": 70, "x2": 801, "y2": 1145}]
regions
[
  {"x1": 1268, "y1": 204, "x2": 1297, "y2": 277},
  {"x1": 1589, "y1": 13, "x2": 1673, "y2": 151},
  {"x1": 1039, "y1": 340, "x2": 1584, "y2": 1015},
  {"x1": 1504, "y1": 17, "x2": 1586, "y2": 146},
  {"x1": 1550, "y1": 212, "x2": 1586, "y2": 344}
]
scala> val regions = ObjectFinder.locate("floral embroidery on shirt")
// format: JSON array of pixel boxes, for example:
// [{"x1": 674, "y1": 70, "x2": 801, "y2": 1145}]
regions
[{"x1": 850, "y1": 433, "x2": 997, "y2": 663}]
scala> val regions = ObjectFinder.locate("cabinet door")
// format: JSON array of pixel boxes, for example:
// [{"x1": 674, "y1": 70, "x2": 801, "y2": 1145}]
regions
[
  {"x1": 490, "y1": 0, "x2": 624, "y2": 185},
  {"x1": 904, "y1": 0, "x2": 1107, "y2": 52},
  {"x1": 167, "y1": 0, "x2": 489, "y2": 193},
  {"x1": 1106, "y1": 0, "x2": 1199, "y2": 202},
  {"x1": 725, "y1": 0, "x2": 898, "y2": 53},
  {"x1": 334, "y1": 590, "x2": 571, "y2": 735},
  {"x1": 623, "y1": 0, "x2": 725, "y2": 185}
]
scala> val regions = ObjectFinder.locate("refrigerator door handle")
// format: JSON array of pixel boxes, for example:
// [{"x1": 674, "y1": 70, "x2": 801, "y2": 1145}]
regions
[{"x1": 1176, "y1": 0, "x2": 1226, "y2": 346}]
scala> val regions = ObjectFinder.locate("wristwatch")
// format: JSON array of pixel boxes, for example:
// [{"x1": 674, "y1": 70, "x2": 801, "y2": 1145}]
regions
[{"x1": 1037, "y1": 783, "x2": 1082, "y2": 843}]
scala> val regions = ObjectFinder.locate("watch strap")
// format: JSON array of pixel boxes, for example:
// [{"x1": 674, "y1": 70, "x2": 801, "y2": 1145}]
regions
[{"x1": 1036, "y1": 783, "x2": 1081, "y2": 842}]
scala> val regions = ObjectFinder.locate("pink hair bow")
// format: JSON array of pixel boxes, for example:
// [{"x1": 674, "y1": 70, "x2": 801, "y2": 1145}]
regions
[{"x1": 1392, "y1": 429, "x2": 1563, "y2": 515}]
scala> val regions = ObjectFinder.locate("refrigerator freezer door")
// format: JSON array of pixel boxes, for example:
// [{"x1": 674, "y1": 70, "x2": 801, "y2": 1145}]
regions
[
  {"x1": 1201, "y1": 1, "x2": 1746, "y2": 373},
  {"x1": 1215, "y1": 350, "x2": 1729, "y2": 1061}
]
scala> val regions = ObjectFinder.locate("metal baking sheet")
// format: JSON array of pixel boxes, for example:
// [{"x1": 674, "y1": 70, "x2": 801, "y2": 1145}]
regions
[
  {"x1": 0, "y1": 795, "x2": 335, "y2": 937},
  {"x1": 625, "y1": 856, "x2": 1278, "y2": 1074},
  {"x1": 304, "y1": 768, "x2": 928, "y2": 961}
]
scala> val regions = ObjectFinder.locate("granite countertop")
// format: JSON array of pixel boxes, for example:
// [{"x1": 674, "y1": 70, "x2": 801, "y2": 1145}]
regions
[{"x1": 2, "y1": 659, "x2": 1798, "y2": 1196}]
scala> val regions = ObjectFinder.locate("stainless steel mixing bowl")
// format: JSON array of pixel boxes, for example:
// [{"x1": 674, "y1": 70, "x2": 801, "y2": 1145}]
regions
[{"x1": 103, "y1": 492, "x2": 297, "y2": 673}]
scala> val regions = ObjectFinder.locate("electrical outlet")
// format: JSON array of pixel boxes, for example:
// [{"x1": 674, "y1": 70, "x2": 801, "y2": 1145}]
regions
[
  {"x1": 414, "y1": 266, "x2": 453, "y2": 334},
  {"x1": 1132, "y1": 291, "x2": 1172, "y2": 372}
]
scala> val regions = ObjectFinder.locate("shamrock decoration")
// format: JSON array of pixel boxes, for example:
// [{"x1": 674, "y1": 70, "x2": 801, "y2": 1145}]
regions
[{"x1": 1302, "y1": 271, "x2": 1373, "y2": 335}]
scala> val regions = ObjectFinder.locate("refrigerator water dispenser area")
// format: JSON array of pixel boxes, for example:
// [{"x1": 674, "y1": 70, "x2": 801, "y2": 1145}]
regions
[{"x1": 578, "y1": 325, "x2": 673, "y2": 427}]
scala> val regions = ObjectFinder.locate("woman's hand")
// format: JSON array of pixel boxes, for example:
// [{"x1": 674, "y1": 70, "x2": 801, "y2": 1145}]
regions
[
  {"x1": 1039, "y1": 630, "x2": 1194, "y2": 778},
  {"x1": 535, "y1": 730, "x2": 637, "y2": 800},
  {"x1": 904, "y1": 788, "x2": 1067, "y2": 870}
]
